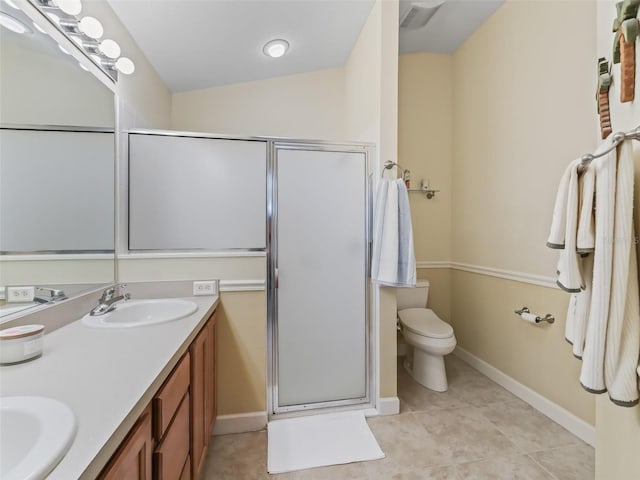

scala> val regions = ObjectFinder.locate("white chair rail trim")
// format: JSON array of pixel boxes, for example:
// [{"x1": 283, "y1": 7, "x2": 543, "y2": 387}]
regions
[{"x1": 416, "y1": 261, "x2": 558, "y2": 290}]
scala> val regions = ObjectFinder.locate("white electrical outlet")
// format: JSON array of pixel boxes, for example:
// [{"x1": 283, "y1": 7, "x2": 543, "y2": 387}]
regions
[
  {"x1": 6, "y1": 286, "x2": 35, "y2": 303},
  {"x1": 193, "y1": 280, "x2": 218, "y2": 296}
]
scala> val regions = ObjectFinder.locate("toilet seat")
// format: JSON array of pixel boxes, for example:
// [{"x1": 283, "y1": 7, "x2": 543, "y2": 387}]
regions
[{"x1": 398, "y1": 308, "x2": 453, "y2": 339}]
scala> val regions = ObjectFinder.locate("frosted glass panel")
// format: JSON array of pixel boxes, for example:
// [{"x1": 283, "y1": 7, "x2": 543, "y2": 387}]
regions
[
  {"x1": 276, "y1": 148, "x2": 367, "y2": 407},
  {"x1": 0, "y1": 129, "x2": 114, "y2": 252},
  {"x1": 129, "y1": 134, "x2": 266, "y2": 250}
]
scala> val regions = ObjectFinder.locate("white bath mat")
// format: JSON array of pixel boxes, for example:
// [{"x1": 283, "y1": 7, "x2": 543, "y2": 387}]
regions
[{"x1": 267, "y1": 410, "x2": 385, "y2": 474}]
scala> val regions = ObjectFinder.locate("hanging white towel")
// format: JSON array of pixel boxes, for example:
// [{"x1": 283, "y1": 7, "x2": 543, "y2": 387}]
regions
[
  {"x1": 556, "y1": 159, "x2": 583, "y2": 292},
  {"x1": 550, "y1": 135, "x2": 640, "y2": 406},
  {"x1": 547, "y1": 162, "x2": 574, "y2": 249},
  {"x1": 580, "y1": 142, "x2": 616, "y2": 395},
  {"x1": 371, "y1": 178, "x2": 416, "y2": 287},
  {"x1": 603, "y1": 140, "x2": 640, "y2": 406},
  {"x1": 565, "y1": 161, "x2": 596, "y2": 358},
  {"x1": 565, "y1": 253, "x2": 593, "y2": 359}
]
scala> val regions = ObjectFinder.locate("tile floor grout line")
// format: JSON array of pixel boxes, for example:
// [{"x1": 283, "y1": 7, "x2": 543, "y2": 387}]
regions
[{"x1": 526, "y1": 452, "x2": 562, "y2": 480}]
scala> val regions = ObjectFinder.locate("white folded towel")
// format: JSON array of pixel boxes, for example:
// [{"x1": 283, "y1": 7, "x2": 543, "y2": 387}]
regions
[{"x1": 371, "y1": 179, "x2": 416, "y2": 287}]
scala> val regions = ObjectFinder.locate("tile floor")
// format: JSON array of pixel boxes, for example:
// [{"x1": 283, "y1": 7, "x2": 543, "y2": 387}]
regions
[{"x1": 203, "y1": 356, "x2": 595, "y2": 479}]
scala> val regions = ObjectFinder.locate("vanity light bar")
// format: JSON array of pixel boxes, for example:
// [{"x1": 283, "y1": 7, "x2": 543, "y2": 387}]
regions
[{"x1": 31, "y1": 0, "x2": 135, "y2": 77}]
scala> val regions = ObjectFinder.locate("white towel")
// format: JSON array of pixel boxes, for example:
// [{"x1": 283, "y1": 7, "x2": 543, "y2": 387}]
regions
[
  {"x1": 551, "y1": 136, "x2": 640, "y2": 405},
  {"x1": 580, "y1": 143, "x2": 616, "y2": 395},
  {"x1": 565, "y1": 253, "x2": 593, "y2": 359},
  {"x1": 556, "y1": 159, "x2": 583, "y2": 292},
  {"x1": 603, "y1": 140, "x2": 640, "y2": 406},
  {"x1": 565, "y1": 160, "x2": 596, "y2": 358},
  {"x1": 547, "y1": 162, "x2": 574, "y2": 249},
  {"x1": 371, "y1": 179, "x2": 416, "y2": 287},
  {"x1": 576, "y1": 164, "x2": 595, "y2": 253}
]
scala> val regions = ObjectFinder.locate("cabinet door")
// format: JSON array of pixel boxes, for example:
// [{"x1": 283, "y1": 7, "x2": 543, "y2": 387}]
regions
[
  {"x1": 99, "y1": 407, "x2": 153, "y2": 480},
  {"x1": 190, "y1": 312, "x2": 217, "y2": 480},
  {"x1": 205, "y1": 312, "x2": 217, "y2": 438},
  {"x1": 190, "y1": 320, "x2": 207, "y2": 480}
]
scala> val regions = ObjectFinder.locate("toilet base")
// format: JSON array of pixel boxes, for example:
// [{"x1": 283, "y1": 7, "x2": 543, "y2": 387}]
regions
[{"x1": 404, "y1": 348, "x2": 449, "y2": 392}]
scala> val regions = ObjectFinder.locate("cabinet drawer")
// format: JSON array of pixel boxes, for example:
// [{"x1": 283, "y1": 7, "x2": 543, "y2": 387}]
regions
[
  {"x1": 154, "y1": 352, "x2": 190, "y2": 441},
  {"x1": 154, "y1": 393, "x2": 190, "y2": 480}
]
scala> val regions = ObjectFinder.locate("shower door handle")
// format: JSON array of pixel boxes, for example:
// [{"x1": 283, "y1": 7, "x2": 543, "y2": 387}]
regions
[{"x1": 274, "y1": 267, "x2": 279, "y2": 289}]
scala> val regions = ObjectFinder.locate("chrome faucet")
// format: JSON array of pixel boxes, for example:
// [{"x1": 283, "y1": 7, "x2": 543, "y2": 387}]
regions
[
  {"x1": 90, "y1": 284, "x2": 130, "y2": 316},
  {"x1": 33, "y1": 287, "x2": 67, "y2": 304}
]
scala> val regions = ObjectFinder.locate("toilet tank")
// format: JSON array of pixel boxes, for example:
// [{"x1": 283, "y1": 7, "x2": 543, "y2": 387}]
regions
[{"x1": 396, "y1": 280, "x2": 430, "y2": 310}]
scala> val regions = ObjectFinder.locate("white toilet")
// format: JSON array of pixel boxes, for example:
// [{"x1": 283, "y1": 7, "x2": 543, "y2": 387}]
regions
[{"x1": 397, "y1": 280, "x2": 456, "y2": 392}]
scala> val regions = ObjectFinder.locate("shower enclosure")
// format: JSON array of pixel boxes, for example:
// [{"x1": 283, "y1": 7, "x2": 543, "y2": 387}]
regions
[{"x1": 268, "y1": 141, "x2": 374, "y2": 415}]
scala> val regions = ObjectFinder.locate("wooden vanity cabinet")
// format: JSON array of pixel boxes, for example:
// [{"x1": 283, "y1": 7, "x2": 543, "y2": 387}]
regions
[
  {"x1": 98, "y1": 406, "x2": 153, "y2": 480},
  {"x1": 97, "y1": 309, "x2": 217, "y2": 480},
  {"x1": 190, "y1": 311, "x2": 217, "y2": 480}
]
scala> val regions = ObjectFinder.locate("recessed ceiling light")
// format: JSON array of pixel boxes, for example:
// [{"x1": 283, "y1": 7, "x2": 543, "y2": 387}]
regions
[
  {"x1": 78, "y1": 16, "x2": 103, "y2": 39},
  {"x1": 58, "y1": 44, "x2": 70, "y2": 55},
  {"x1": 79, "y1": 62, "x2": 89, "y2": 72},
  {"x1": 263, "y1": 39, "x2": 289, "y2": 58},
  {"x1": 0, "y1": 12, "x2": 31, "y2": 34}
]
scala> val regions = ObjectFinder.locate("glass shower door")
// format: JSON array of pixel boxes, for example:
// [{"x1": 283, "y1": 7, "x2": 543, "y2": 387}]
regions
[{"x1": 270, "y1": 143, "x2": 371, "y2": 413}]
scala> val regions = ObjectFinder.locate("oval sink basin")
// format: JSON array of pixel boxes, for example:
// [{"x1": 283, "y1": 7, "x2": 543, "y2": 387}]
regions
[
  {"x1": 0, "y1": 396, "x2": 77, "y2": 480},
  {"x1": 82, "y1": 299, "x2": 198, "y2": 328}
]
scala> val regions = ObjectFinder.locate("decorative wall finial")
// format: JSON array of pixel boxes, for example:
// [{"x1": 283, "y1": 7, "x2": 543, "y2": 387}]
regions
[{"x1": 612, "y1": 0, "x2": 640, "y2": 102}]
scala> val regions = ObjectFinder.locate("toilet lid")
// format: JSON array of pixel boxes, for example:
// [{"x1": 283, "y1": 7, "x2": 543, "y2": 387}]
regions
[{"x1": 398, "y1": 308, "x2": 453, "y2": 339}]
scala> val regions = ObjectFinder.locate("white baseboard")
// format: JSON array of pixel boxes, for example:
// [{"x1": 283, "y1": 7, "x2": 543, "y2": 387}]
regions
[
  {"x1": 213, "y1": 411, "x2": 267, "y2": 435},
  {"x1": 453, "y1": 347, "x2": 596, "y2": 447},
  {"x1": 377, "y1": 396, "x2": 400, "y2": 416}
]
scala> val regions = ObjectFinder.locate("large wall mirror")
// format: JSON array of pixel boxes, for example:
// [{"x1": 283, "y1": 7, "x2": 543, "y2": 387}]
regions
[{"x1": 0, "y1": 1, "x2": 115, "y2": 318}]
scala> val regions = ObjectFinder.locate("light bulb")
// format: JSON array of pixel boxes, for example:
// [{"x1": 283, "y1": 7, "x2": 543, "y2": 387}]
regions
[
  {"x1": 56, "y1": 0, "x2": 82, "y2": 16},
  {"x1": 79, "y1": 16, "x2": 102, "y2": 39},
  {"x1": 99, "y1": 38, "x2": 120, "y2": 58},
  {"x1": 263, "y1": 39, "x2": 289, "y2": 58},
  {"x1": 115, "y1": 57, "x2": 135, "y2": 75}
]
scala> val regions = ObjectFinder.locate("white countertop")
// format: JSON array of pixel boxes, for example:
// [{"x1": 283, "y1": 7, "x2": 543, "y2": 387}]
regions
[{"x1": 0, "y1": 295, "x2": 219, "y2": 480}]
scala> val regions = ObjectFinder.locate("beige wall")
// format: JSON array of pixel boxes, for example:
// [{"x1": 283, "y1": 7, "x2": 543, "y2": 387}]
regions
[
  {"x1": 445, "y1": 0, "x2": 597, "y2": 426},
  {"x1": 452, "y1": 0, "x2": 596, "y2": 277},
  {"x1": 399, "y1": 53, "x2": 453, "y2": 263},
  {"x1": 343, "y1": 0, "x2": 399, "y2": 399},
  {"x1": 216, "y1": 291, "x2": 267, "y2": 414},
  {"x1": 594, "y1": 2, "x2": 640, "y2": 478},
  {"x1": 171, "y1": 68, "x2": 346, "y2": 140}
]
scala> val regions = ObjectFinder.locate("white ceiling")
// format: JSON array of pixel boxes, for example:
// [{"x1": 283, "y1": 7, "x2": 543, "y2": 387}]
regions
[{"x1": 107, "y1": 0, "x2": 504, "y2": 94}]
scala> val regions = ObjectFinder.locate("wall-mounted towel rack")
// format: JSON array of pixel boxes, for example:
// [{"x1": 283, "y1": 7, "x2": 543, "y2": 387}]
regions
[
  {"x1": 381, "y1": 160, "x2": 405, "y2": 178},
  {"x1": 381, "y1": 160, "x2": 440, "y2": 199},
  {"x1": 580, "y1": 126, "x2": 640, "y2": 168}
]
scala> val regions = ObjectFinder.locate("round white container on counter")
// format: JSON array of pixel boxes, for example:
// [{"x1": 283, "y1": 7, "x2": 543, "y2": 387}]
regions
[{"x1": 0, "y1": 324, "x2": 44, "y2": 364}]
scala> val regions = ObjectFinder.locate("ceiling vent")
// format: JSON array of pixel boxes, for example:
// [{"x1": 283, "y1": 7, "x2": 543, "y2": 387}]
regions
[{"x1": 399, "y1": 1, "x2": 446, "y2": 30}]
